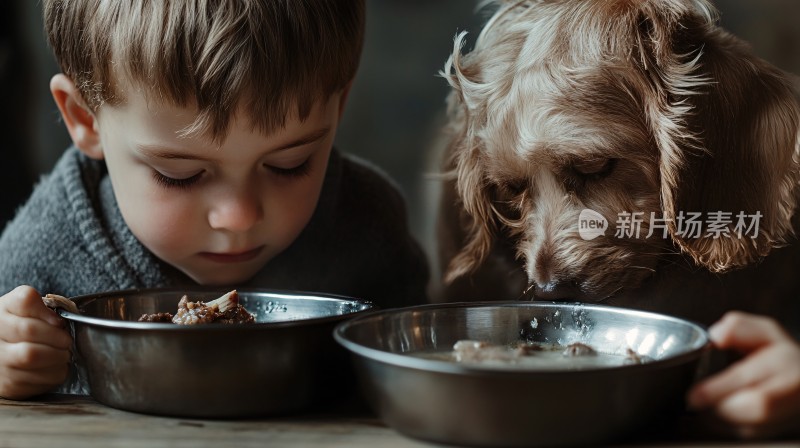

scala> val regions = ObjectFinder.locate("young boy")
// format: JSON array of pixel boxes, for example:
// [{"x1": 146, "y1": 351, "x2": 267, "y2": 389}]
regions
[{"x1": 0, "y1": 0, "x2": 429, "y2": 400}]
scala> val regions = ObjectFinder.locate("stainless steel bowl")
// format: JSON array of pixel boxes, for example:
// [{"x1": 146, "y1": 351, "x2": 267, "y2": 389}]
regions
[
  {"x1": 334, "y1": 301, "x2": 710, "y2": 447},
  {"x1": 58, "y1": 288, "x2": 373, "y2": 418}
]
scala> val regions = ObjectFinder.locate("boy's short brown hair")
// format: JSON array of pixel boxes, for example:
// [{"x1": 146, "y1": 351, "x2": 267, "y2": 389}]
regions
[{"x1": 44, "y1": 0, "x2": 365, "y2": 140}]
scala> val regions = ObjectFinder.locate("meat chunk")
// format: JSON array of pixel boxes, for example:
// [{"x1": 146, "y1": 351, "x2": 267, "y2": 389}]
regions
[
  {"x1": 171, "y1": 295, "x2": 222, "y2": 324},
  {"x1": 624, "y1": 348, "x2": 643, "y2": 365},
  {"x1": 41, "y1": 294, "x2": 79, "y2": 314},
  {"x1": 562, "y1": 342, "x2": 596, "y2": 357},
  {"x1": 453, "y1": 340, "x2": 543, "y2": 363},
  {"x1": 514, "y1": 341, "x2": 544, "y2": 356},
  {"x1": 139, "y1": 290, "x2": 255, "y2": 324},
  {"x1": 137, "y1": 312, "x2": 174, "y2": 323},
  {"x1": 453, "y1": 340, "x2": 509, "y2": 362}
]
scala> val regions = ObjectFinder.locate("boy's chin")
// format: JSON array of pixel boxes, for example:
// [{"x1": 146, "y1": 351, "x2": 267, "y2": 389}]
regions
[{"x1": 181, "y1": 267, "x2": 260, "y2": 286}]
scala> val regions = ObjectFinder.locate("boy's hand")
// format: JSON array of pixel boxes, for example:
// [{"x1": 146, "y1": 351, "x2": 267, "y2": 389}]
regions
[
  {"x1": 0, "y1": 285, "x2": 73, "y2": 400},
  {"x1": 687, "y1": 311, "x2": 800, "y2": 439}
]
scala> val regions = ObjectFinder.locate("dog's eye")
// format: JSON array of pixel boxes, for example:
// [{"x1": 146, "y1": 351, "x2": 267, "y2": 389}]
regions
[
  {"x1": 500, "y1": 179, "x2": 528, "y2": 197},
  {"x1": 572, "y1": 158, "x2": 616, "y2": 178}
]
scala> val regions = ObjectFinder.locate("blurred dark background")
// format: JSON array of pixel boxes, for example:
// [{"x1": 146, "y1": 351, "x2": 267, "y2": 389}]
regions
[{"x1": 2, "y1": 0, "x2": 799, "y2": 288}]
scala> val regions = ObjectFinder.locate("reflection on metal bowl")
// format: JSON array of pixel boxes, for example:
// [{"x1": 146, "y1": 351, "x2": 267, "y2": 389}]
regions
[
  {"x1": 334, "y1": 301, "x2": 710, "y2": 447},
  {"x1": 58, "y1": 288, "x2": 373, "y2": 418}
]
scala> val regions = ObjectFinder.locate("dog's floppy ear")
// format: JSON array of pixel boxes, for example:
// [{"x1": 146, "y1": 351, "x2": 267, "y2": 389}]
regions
[
  {"x1": 640, "y1": 2, "x2": 800, "y2": 272},
  {"x1": 439, "y1": 30, "x2": 499, "y2": 284},
  {"x1": 440, "y1": 95, "x2": 497, "y2": 284}
]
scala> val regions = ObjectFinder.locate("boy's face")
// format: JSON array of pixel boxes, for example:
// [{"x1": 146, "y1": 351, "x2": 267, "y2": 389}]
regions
[{"x1": 93, "y1": 89, "x2": 345, "y2": 285}]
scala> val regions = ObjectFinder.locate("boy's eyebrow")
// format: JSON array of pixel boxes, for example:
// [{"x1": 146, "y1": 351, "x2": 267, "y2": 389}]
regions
[
  {"x1": 271, "y1": 127, "x2": 331, "y2": 152},
  {"x1": 135, "y1": 145, "x2": 213, "y2": 161},
  {"x1": 135, "y1": 127, "x2": 332, "y2": 160}
]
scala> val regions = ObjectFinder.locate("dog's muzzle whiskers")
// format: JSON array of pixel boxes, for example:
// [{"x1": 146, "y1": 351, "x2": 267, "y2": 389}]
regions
[{"x1": 518, "y1": 283, "x2": 535, "y2": 301}]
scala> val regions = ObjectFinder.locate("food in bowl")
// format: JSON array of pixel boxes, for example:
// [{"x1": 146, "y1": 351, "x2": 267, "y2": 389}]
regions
[
  {"x1": 420, "y1": 339, "x2": 647, "y2": 369},
  {"x1": 137, "y1": 290, "x2": 255, "y2": 324}
]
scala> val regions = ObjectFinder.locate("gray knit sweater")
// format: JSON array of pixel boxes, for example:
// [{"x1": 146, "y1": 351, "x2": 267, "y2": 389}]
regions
[{"x1": 0, "y1": 147, "x2": 429, "y2": 307}]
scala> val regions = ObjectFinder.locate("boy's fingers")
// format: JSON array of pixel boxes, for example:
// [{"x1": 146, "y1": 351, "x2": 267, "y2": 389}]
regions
[
  {"x1": 0, "y1": 342, "x2": 71, "y2": 370},
  {"x1": 688, "y1": 347, "x2": 775, "y2": 409},
  {"x1": 1, "y1": 286, "x2": 62, "y2": 327},
  {"x1": 0, "y1": 365, "x2": 69, "y2": 400},
  {"x1": 690, "y1": 342, "x2": 800, "y2": 423},
  {"x1": 0, "y1": 315, "x2": 72, "y2": 349},
  {"x1": 715, "y1": 388, "x2": 771, "y2": 424},
  {"x1": 3, "y1": 363, "x2": 70, "y2": 387},
  {"x1": 739, "y1": 347, "x2": 800, "y2": 420},
  {"x1": 0, "y1": 382, "x2": 51, "y2": 401},
  {"x1": 712, "y1": 373, "x2": 800, "y2": 439},
  {"x1": 708, "y1": 312, "x2": 788, "y2": 352}
]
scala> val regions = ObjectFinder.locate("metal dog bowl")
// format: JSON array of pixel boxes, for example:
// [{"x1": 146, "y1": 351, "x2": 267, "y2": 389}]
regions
[
  {"x1": 57, "y1": 288, "x2": 373, "y2": 418},
  {"x1": 334, "y1": 302, "x2": 709, "y2": 447}
]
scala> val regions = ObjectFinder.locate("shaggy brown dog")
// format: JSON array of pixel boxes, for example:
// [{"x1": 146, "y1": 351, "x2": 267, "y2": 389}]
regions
[{"x1": 436, "y1": 0, "x2": 800, "y2": 330}]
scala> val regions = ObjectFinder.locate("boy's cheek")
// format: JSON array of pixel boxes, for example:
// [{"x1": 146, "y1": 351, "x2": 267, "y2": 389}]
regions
[{"x1": 119, "y1": 197, "x2": 198, "y2": 253}]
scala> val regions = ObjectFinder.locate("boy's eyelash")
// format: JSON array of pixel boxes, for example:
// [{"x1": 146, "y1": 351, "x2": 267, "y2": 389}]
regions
[
  {"x1": 152, "y1": 171, "x2": 203, "y2": 190},
  {"x1": 151, "y1": 160, "x2": 310, "y2": 189},
  {"x1": 267, "y1": 160, "x2": 311, "y2": 178}
]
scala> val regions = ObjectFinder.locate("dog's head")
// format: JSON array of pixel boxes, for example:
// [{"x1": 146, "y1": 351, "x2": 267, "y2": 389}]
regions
[{"x1": 441, "y1": 0, "x2": 800, "y2": 301}]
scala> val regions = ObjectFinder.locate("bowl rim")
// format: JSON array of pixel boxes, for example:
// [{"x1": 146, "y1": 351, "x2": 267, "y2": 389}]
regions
[
  {"x1": 58, "y1": 287, "x2": 375, "y2": 330},
  {"x1": 333, "y1": 300, "x2": 711, "y2": 375}
]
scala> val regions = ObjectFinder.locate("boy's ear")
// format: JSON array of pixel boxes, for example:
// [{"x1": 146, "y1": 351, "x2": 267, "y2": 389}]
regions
[{"x1": 50, "y1": 74, "x2": 104, "y2": 160}]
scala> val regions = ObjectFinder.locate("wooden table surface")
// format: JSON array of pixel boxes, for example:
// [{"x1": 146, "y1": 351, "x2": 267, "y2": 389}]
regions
[
  {"x1": 1, "y1": 394, "x2": 797, "y2": 448},
  {"x1": 0, "y1": 394, "x2": 433, "y2": 448}
]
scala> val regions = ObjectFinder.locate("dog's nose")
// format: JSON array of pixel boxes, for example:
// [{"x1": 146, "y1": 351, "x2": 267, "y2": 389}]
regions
[{"x1": 533, "y1": 281, "x2": 581, "y2": 302}]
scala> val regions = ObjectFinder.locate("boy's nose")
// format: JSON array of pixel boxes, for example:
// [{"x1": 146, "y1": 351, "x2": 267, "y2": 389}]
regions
[{"x1": 208, "y1": 191, "x2": 263, "y2": 232}]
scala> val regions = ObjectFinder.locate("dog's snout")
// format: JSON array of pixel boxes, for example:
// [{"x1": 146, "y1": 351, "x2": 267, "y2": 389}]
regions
[{"x1": 533, "y1": 280, "x2": 581, "y2": 302}]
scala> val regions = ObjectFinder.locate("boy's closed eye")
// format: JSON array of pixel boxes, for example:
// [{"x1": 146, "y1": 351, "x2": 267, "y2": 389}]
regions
[
  {"x1": 151, "y1": 157, "x2": 313, "y2": 190},
  {"x1": 151, "y1": 170, "x2": 205, "y2": 190},
  {"x1": 264, "y1": 159, "x2": 312, "y2": 178}
]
